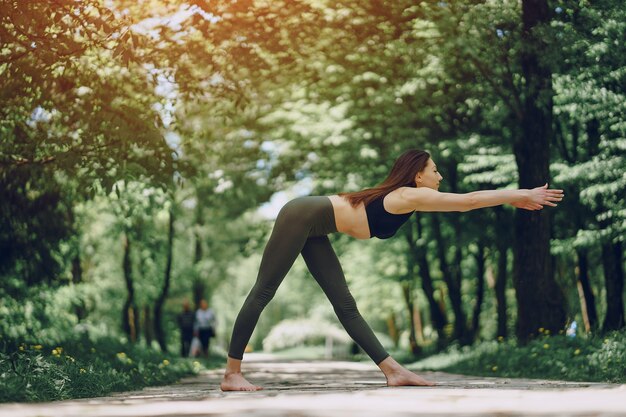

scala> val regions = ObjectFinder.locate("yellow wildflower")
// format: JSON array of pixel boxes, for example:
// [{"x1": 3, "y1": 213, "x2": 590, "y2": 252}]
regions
[
  {"x1": 116, "y1": 352, "x2": 132, "y2": 364},
  {"x1": 492, "y1": 366, "x2": 498, "y2": 372},
  {"x1": 80, "y1": 368, "x2": 86, "y2": 374},
  {"x1": 162, "y1": 359, "x2": 170, "y2": 366},
  {"x1": 574, "y1": 349, "x2": 581, "y2": 355},
  {"x1": 33, "y1": 345, "x2": 43, "y2": 350},
  {"x1": 19, "y1": 346, "x2": 25, "y2": 351},
  {"x1": 543, "y1": 344, "x2": 550, "y2": 349}
]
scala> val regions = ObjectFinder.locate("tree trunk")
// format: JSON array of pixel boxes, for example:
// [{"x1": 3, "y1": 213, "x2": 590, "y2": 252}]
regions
[
  {"x1": 401, "y1": 281, "x2": 421, "y2": 356},
  {"x1": 446, "y1": 161, "x2": 471, "y2": 345},
  {"x1": 432, "y1": 213, "x2": 469, "y2": 344},
  {"x1": 408, "y1": 215, "x2": 448, "y2": 347},
  {"x1": 470, "y1": 242, "x2": 486, "y2": 341},
  {"x1": 193, "y1": 280, "x2": 206, "y2": 309},
  {"x1": 71, "y1": 253, "x2": 82, "y2": 284},
  {"x1": 386, "y1": 313, "x2": 399, "y2": 347},
  {"x1": 586, "y1": 118, "x2": 600, "y2": 156},
  {"x1": 513, "y1": 0, "x2": 566, "y2": 342},
  {"x1": 122, "y1": 233, "x2": 139, "y2": 342},
  {"x1": 194, "y1": 202, "x2": 204, "y2": 264},
  {"x1": 601, "y1": 241, "x2": 625, "y2": 332},
  {"x1": 68, "y1": 205, "x2": 86, "y2": 322},
  {"x1": 154, "y1": 207, "x2": 175, "y2": 352},
  {"x1": 495, "y1": 246, "x2": 509, "y2": 338},
  {"x1": 493, "y1": 206, "x2": 510, "y2": 339},
  {"x1": 192, "y1": 201, "x2": 205, "y2": 308},
  {"x1": 413, "y1": 304, "x2": 424, "y2": 345},
  {"x1": 143, "y1": 305, "x2": 154, "y2": 346},
  {"x1": 575, "y1": 249, "x2": 597, "y2": 332},
  {"x1": 71, "y1": 252, "x2": 87, "y2": 321}
]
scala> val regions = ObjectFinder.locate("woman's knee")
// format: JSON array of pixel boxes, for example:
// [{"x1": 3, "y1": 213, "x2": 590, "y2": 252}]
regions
[
  {"x1": 248, "y1": 284, "x2": 278, "y2": 309},
  {"x1": 333, "y1": 295, "x2": 361, "y2": 321}
]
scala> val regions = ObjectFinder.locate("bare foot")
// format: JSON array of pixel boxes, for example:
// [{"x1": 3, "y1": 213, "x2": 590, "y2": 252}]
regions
[
  {"x1": 386, "y1": 368, "x2": 436, "y2": 387},
  {"x1": 220, "y1": 372, "x2": 263, "y2": 391}
]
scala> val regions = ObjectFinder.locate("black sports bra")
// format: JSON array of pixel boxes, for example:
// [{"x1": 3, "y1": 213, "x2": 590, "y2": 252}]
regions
[{"x1": 365, "y1": 193, "x2": 414, "y2": 239}]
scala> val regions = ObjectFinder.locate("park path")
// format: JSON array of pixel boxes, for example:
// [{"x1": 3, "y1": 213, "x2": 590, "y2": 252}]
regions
[{"x1": 1, "y1": 353, "x2": 625, "y2": 417}]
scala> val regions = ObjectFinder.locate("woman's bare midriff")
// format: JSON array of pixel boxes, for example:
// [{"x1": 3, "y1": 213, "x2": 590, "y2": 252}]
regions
[
  {"x1": 327, "y1": 195, "x2": 371, "y2": 239},
  {"x1": 327, "y1": 188, "x2": 415, "y2": 240}
]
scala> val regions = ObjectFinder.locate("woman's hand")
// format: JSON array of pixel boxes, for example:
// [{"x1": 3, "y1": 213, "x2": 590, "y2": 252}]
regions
[{"x1": 511, "y1": 183, "x2": 564, "y2": 210}]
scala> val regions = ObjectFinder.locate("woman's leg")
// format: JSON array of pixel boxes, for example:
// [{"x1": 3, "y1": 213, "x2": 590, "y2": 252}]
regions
[
  {"x1": 300, "y1": 235, "x2": 389, "y2": 364},
  {"x1": 222, "y1": 197, "x2": 332, "y2": 391},
  {"x1": 227, "y1": 199, "x2": 316, "y2": 361},
  {"x1": 301, "y1": 235, "x2": 436, "y2": 387}
]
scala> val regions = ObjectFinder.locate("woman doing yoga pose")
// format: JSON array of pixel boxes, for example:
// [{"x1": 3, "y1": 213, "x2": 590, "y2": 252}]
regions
[{"x1": 220, "y1": 149, "x2": 564, "y2": 391}]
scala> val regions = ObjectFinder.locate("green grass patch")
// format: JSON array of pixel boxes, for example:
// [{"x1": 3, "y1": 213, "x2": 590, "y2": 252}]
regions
[
  {"x1": 408, "y1": 329, "x2": 626, "y2": 383},
  {"x1": 0, "y1": 335, "x2": 223, "y2": 403}
]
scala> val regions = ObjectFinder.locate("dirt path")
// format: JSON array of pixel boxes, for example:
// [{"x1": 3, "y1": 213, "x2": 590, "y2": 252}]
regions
[{"x1": 1, "y1": 354, "x2": 624, "y2": 416}]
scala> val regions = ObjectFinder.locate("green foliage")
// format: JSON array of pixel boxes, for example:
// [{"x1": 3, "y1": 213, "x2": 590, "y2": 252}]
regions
[
  {"x1": 0, "y1": 171, "x2": 73, "y2": 289},
  {"x1": 0, "y1": 285, "x2": 79, "y2": 343},
  {"x1": 550, "y1": 0, "x2": 626, "y2": 246},
  {"x1": 0, "y1": 335, "x2": 212, "y2": 403},
  {"x1": 0, "y1": 0, "x2": 175, "y2": 290},
  {"x1": 411, "y1": 330, "x2": 626, "y2": 383}
]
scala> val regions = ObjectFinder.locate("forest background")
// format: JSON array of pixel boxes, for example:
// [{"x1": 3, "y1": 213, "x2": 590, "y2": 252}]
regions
[{"x1": 1, "y1": 0, "x2": 624, "y2": 369}]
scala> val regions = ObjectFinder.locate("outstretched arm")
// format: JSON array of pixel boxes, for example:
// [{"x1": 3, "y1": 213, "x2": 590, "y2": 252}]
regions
[{"x1": 402, "y1": 183, "x2": 564, "y2": 212}]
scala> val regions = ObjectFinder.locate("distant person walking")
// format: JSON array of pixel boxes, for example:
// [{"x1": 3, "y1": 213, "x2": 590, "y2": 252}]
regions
[
  {"x1": 177, "y1": 300, "x2": 195, "y2": 357},
  {"x1": 195, "y1": 299, "x2": 217, "y2": 358},
  {"x1": 221, "y1": 149, "x2": 564, "y2": 391}
]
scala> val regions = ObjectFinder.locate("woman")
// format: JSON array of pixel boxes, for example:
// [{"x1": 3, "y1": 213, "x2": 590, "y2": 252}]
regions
[{"x1": 221, "y1": 149, "x2": 564, "y2": 391}]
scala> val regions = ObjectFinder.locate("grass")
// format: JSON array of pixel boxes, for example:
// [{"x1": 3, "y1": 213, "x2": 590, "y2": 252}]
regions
[
  {"x1": 266, "y1": 329, "x2": 625, "y2": 384},
  {"x1": 0, "y1": 335, "x2": 223, "y2": 403},
  {"x1": 408, "y1": 329, "x2": 626, "y2": 383}
]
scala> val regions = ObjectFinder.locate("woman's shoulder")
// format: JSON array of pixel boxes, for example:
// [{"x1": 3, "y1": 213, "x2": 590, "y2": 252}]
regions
[{"x1": 384, "y1": 187, "x2": 422, "y2": 214}]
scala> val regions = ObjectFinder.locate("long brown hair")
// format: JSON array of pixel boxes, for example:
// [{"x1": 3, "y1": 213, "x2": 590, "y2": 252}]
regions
[{"x1": 338, "y1": 149, "x2": 431, "y2": 208}]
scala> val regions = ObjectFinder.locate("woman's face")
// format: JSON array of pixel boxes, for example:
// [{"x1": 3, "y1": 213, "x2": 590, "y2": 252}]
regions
[{"x1": 415, "y1": 158, "x2": 443, "y2": 190}]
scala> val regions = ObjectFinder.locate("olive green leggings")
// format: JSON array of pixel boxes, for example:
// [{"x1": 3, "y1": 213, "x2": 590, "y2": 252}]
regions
[{"x1": 228, "y1": 196, "x2": 389, "y2": 365}]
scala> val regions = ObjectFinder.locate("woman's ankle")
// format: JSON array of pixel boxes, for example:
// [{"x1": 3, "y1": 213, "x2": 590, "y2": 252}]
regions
[
  {"x1": 225, "y1": 356, "x2": 243, "y2": 375},
  {"x1": 377, "y1": 356, "x2": 404, "y2": 376}
]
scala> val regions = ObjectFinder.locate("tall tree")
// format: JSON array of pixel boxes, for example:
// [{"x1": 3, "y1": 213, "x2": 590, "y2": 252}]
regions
[
  {"x1": 154, "y1": 204, "x2": 175, "y2": 352},
  {"x1": 407, "y1": 214, "x2": 448, "y2": 347},
  {"x1": 551, "y1": 0, "x2": 625, "y2": 333},
  {"x1": 512, "y1": 0, "x2": 566, "y2": 341}
]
